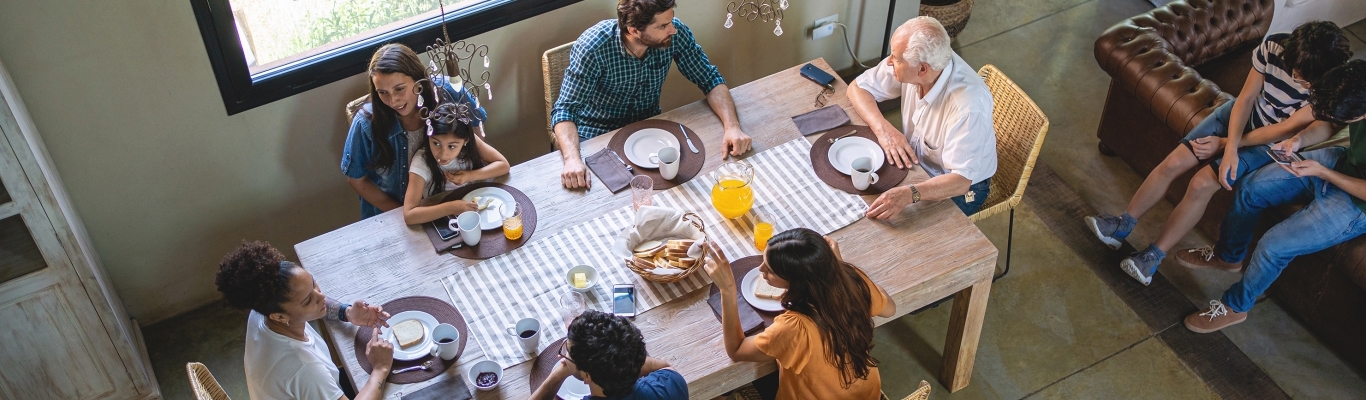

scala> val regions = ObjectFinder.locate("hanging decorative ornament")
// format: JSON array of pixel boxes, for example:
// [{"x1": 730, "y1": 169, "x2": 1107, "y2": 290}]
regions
[
  {"x1": 774, "y1": 19, "x2": 783, "y2": 36},
  {"x1": 484, "y1": 82, "x2": 492, "y2": 101},
  {"x1": 780, "y1": 0, "x2": 788, "y2": 10},
  {"x1": 724, "y1": 1, "x2": 787, "y2": 37},
  {"x1": 724, "y1": 13, "x2": 734, "y2": 29},
  {"x1": 483, "y1": 54, "x2": 489, "y2": 69},
  {"x1": 416, "y1": 0, "x2": 491, "y2": 128}
]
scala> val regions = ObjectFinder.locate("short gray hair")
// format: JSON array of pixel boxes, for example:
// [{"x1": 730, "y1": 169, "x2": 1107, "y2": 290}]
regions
[{"x1": 893, "y1": 17, "x2": 952, "y2": 71}]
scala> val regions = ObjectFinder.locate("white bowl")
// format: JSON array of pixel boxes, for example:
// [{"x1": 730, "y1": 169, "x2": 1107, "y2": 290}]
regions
[
  {"x1": 565, "y1": 265, "x2": 599, "y2": 292},
  {"x1": 469, "y1": 360, "x2": 503, "y2": 391}
]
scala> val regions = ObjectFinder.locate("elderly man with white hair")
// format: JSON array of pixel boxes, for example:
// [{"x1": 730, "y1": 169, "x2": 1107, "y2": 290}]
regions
[{"x1": 849, "y1": 17, "x2": 996, "y2": 218}]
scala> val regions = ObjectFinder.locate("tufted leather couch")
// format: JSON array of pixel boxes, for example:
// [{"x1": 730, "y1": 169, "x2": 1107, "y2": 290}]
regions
[{"x1": 1094, "y1": 0, "x2": 1366, "y2": 371}]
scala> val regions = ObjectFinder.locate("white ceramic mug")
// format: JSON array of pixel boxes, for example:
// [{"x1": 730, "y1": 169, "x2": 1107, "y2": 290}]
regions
[
  {"x1": 851, "y1": 157, "x2": 880, "y2": 191},
  {"x1": 505, "y1": 317, "x2": 541, "y2": 354},
  {"x1": 453, "y1": 211, "x2": 482, "y2": 246},
  {"x1": 651, "y1": 146, "x2": 681, "y2": 180},
  {"x1": 430, "y1": 323, "x2": 460, "y2": 360}
]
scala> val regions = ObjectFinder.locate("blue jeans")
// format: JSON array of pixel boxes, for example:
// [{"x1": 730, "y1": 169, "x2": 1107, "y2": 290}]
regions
[
  {"x1": 953, "y1": 178, "x2": 991, "y2": 215},
  {"x1": 1181, "y1": 100, "x2": 1257, "y2": 160},
  {"x1": 1207, "y1": 144, "x2": 1277, "y2": 186},
  {"x1": 1213, "y1": 147, "x2": 1366, "y2": 312}
]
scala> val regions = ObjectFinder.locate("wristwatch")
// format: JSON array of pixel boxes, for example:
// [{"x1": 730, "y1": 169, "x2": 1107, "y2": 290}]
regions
[
  {"x1": 909, "y1": 184, "x2": 921, "y2": 204},
  {"x1": 338, "y1": 304, "x2": 350, "y2": 322}
]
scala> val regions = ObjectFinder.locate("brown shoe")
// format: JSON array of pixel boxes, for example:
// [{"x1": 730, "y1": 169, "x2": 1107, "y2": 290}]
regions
[
  {"x1": 1184, "y1": 300, "x2": 1248, "y2": 333},
  {"x1": 1174, "y1": 246, "x2": 1242, "y2": 272}
]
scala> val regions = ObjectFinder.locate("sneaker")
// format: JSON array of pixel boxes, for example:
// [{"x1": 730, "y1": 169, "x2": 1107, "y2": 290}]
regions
[
  {"x1": 1184, "y1": 300, "x2": 1248, "y2": 333},
  {"x1": 1174, "y1": 246, "x2": 1242, "y2": 272},
  {"x1": 1119, "y1": 244, "x2": 1165, "y2": 286},
  {"x1": 1085, "y1": 213, "x2": 1133, "y2": 250}
]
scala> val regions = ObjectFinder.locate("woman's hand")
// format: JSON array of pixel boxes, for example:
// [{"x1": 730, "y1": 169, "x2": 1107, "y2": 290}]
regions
[
  {"x1": 549, "y1": 358, "x2": 577, "y2": 380},
  {"x1": 365, "y1": 325, "x2": 395, "y2": 373},
  {"x1": 1189, "y1": 137, "x2": 1222, "y2": 160},
  {"x1": 346, "y1": 300, "x2": 390, "y2": 327},
  {"x1": 1271, "y1": 136, "x2": 1302, "y2": 154},
  {"x1": 1281, "y1": 159, "x2": 1328, "y2": 178},
  {"x1": 702, "y1": 242, "x2": 737, "y2": 293},
  {"x1": 445, "y1": 170, "x2": 474, "y2": 186},
  {"x1": 824, "y1": 235, "x2": 843, "y2": 262}
]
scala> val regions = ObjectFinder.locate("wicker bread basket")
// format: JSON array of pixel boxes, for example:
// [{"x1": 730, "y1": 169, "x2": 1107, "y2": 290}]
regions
[{"x1": 623, "y1": 212, "x2": 709, "y2": 283}]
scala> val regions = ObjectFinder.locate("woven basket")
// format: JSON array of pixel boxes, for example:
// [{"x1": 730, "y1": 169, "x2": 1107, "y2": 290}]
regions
[
  {"x1": 919, "y1": 0, "x2": 974, "y2": 38},
  {"x1": 624, "y1": 212, "x2": 708, "y2": 283},
  {"x1": 186, "y1": 362, "x2": 231, "y2": 400}
]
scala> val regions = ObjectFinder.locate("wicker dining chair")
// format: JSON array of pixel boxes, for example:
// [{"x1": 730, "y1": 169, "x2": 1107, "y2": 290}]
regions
[
  {"x1": 542, "y1": 42, "x2": 575, "y2": 151},
  {"x1": 186, "y1": 362, "x2": 231, "y2": 400},
  {"x1": 969, "y1": 64, "x2": 1050, "y2": 281}
]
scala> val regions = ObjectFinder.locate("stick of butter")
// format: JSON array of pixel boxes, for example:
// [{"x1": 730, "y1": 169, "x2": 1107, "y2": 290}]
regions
[{"x1": 573, "y1": 272, "x2": 587, "y2": 288}]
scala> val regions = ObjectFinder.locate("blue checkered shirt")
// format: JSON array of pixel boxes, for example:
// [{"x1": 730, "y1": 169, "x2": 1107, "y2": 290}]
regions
[{"x1": 551, "y1": 19, "x2": 726, "y2": 141}]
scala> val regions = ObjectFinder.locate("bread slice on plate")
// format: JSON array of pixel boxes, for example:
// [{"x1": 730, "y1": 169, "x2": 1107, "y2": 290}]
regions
[
  {"x1": 392, "y1": 319, "x2": 426, "y2": 348},
  {"x1": 754, "y1": 278, "x2": 786, "y2": 300}
]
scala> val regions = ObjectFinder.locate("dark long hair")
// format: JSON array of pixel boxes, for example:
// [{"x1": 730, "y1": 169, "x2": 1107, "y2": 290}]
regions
[
  {"x1": 765, "y1": 228, "x2": 878, "y2": 387},
  {"x1": 1309, "y1": 59, "x2": 1366, "y2": 125},
  {"x1": 363, "y1": 43, "x2": 437, "y2": 172},
  {"x1": 417, "y1": 106, "x2": 487, "y2": 198}
]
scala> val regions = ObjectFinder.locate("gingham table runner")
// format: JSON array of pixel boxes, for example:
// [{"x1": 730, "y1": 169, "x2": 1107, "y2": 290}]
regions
[{"x1": 441, "y1": 138, "x2": 867, "y2": 366}]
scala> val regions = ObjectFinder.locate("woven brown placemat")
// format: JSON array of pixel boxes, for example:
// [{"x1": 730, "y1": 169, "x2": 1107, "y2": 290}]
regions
[
  {"x1": 707, "y1": 256, "x2": 778, "y2": 336},
  {"x1": 528, "y1": 337, "x2": 566, "y2": 396},
  {"x1": 808, "y1": 125, "x2": 908, "y2": 195},
  {"x1": 354, "y1": 296, "x2": 469, "y2": 384},
  {"x1": 420, "y1": 182, "x2": 539, "y2": 259},
  {"x1": 607, "y1": 119, "x2": 706, "y2": 190}
]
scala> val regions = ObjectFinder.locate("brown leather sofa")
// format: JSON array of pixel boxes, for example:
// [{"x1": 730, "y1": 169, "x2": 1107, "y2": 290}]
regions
[{"x1": 1093, "y1": 0, "x2": 1366, "y2": 372}]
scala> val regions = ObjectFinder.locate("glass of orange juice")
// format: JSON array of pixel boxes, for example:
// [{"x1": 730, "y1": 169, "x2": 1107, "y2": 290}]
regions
[
  {"x1": 754, "y1": 222, "x2": 774, "y2": 251},
  {"x1": 711, "y1": 161, "x2": 754, "y2": 219},
  {"x1": 501, "y1": 204, "x2": 523, "y2": 240}
]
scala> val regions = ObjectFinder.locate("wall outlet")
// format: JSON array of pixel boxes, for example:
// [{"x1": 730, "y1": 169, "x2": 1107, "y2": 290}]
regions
[{"x1": 810, "y1": 14, "x2": 838, "y2": 40}]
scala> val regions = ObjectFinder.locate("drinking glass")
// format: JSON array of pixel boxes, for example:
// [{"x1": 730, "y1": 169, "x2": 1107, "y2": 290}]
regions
[
  {"x1": 630, "y1": 175, "x2": 654, "y2": 210},
  {"x1": 501, "y1": 203, "x2": 523, "y2": 240},
  {"x1": 559, "y1": 291, "x2": 587, "y2": 328},
  {"x1": 754, "y1": 222, "x2": 774, "y2": 251}
]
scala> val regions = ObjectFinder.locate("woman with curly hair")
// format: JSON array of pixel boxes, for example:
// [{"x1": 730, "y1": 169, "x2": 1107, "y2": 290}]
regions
[
  {"x1": 530, "y1": 310, "x2": 685, "y2": 400},
  {"x1": 704, "y1": 228, "x2": 897, "y2": 399},
  {"x1": 216, "y1": 241, "x2": 394, "y2": 400}
]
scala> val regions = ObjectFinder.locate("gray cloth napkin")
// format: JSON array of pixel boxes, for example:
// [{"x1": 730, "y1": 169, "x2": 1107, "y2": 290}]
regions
[
  {"x1": 401, "y1": 374, "x2": 473, "y2": 400},
  {"x1": 792, "y1": 105, "x2": 851, "y2": 135},
  {"x1": 585, "y1": 148, "x2": 633, "y2": 193}
]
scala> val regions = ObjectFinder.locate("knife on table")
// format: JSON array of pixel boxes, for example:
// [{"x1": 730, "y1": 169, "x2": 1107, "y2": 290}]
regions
[{"x1": 679, "y1": 123, "x2": 699, "y2": 154}]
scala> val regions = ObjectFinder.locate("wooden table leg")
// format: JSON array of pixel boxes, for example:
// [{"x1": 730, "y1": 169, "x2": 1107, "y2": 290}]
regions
[{"x1": 941, "y1": 277, "x2": 991, "y2": 392}]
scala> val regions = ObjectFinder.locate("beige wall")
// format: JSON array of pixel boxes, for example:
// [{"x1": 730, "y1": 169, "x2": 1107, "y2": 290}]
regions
[{"x1": 0, "y1": 0, "x2": 917, "y2": 325}]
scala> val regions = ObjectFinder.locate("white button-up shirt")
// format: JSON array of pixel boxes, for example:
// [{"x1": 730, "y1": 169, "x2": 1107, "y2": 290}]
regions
[{"x1": 854, "y1": 52, "x2": 996, "y2": 184}]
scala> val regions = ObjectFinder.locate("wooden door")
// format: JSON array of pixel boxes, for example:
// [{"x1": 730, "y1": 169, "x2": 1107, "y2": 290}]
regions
[{"x1": 0, "y1": 120, "x2": 138, "y2": 399}]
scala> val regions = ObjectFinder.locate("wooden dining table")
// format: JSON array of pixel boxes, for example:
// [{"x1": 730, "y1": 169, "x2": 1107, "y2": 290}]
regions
[{"x1": 298, "y1": 57, "x2": 997, "y2": 399}]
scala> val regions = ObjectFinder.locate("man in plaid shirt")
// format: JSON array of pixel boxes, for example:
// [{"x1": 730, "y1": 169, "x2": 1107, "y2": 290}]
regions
[{"x1": 553, "y1": 0, "x2": 752, "y2": 189}]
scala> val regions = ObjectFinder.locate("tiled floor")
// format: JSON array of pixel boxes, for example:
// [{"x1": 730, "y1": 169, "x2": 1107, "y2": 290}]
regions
[{"x1": 143, "y1": 1, "x2": 1366, "y2": 399}]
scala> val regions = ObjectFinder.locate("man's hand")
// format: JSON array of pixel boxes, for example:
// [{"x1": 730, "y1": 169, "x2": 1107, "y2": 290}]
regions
[
  {"x1": 1218, "y1": 151, "x2": 1239, "y2": 190},
  {"x1": 866, "y1": 186, "x2": 915, "y2": 220},
  {"x1": 1271, "y1": 136, "x2": 1302, "y2": 154},
  {"x1": 365, "y1": 325, "x2": 395, "y2": 372},
  {"x1": 550, "y1": 358, "x2": 577, "y2": 380},
  {"x1": 874, "y1": 122, "x2": 916, "y2": 169},
  {"x1": 1189, "y1": 137, "x2": 1223, "y2": 160},
  {"x1": 722, "y1": 127, "x2": 752, "y2": 157},
  {"x1": 1281, "y1": 159, "x2": 1328, "y2": 178},
  {"x1": 701, "y1": 242, "x2": 737, "y2": 293},
  {"x1": 561, "y1": 158, "x2": 591, "y2": 189},
  {"x1": 347, "y1": 300, "x2": 390, "y2": 327},
  {"x1": 445, "y1": 170, "x2": 475, "y2": 186}
]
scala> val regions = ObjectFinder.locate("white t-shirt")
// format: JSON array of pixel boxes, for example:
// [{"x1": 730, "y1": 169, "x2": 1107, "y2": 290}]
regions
[
  {"x1": 854, "y1": 52, "x2": 997, "y2": 184},
  {"x1": 244, "y1": 310, "x2": 344, "y2": 400},
  {"x1": 409, "y1": 150, "x2": 476, "y2": 192}
]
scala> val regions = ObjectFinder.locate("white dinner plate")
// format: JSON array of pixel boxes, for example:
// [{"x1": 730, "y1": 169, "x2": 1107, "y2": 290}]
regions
[
  {"x1": 741, "y1": 268, "x2": 784, "y2": 312},
  {"x1": 461, "y1": 187, "x2": 516, "y2": 230},
  {"x1": 827, "y1": 136, "x2": 885, "y2": 175},
  {"x1": 623, "y1": 128, "x2": 680, "y2": 169},
  {"x1": 557, "y1": 375, "x2": 591, "y2": 399},
  {"x1": 382, "y1": 310, "x2": 439, "y2": 361}
]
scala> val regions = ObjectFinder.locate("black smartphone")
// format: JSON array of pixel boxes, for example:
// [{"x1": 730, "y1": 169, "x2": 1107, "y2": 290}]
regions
[
  {"x1": 612, "y1": 284, "x2": 637, "y2": 318},
  {"x1": 432, "y1": 218, "x2": 459, "y2": 241},
  {"x1": 1267, "y1": 148, "x2": 1304, "y2": 165},
  {"x1": 800, "y1": 63, "x2": 835, "y2": 89}
]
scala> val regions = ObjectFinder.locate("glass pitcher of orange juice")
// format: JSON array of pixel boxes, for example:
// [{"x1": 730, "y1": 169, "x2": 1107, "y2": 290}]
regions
[{"x1": 711, "y1": 161, "x2": 754, "y2": 219}]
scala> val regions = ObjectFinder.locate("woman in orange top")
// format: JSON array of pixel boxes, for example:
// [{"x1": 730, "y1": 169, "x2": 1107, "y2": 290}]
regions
[{"x1": 703, "y1": 228, "x2": 897, "y2": 399}]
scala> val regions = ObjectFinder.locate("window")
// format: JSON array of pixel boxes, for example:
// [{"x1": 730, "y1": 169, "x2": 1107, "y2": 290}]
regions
[{"x1": 192, "y1": 0, "x2": 581, "y2": 115}]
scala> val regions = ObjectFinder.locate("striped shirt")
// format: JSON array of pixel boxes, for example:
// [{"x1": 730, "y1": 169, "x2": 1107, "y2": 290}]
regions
[
  {"x1": 1249, "y1": 33, "x2": 1310, "y2": 129},
  {"x1": 551, "y1": 19, "x2": 727, "y2": 141}
]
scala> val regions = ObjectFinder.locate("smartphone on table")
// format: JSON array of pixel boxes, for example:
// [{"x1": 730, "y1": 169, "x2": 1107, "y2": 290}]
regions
[
  {"x1": 800, "y1": 63, "x2": 836, "y2": 89},
  {"x1": 1267, "y1": 148, "x2": 1304, "y2": 165},
  {"x1": 612, "y1": 284, "x2": 637, "y2": 318}
]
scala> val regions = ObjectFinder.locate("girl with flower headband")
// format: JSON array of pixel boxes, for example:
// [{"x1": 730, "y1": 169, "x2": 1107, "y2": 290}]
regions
[
  {"x1": 342, "y1": 43, "x2": 488, "y2": 220},
  {"x1": 400, "y1": 103, "x2": 509, "y2": 225}
]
